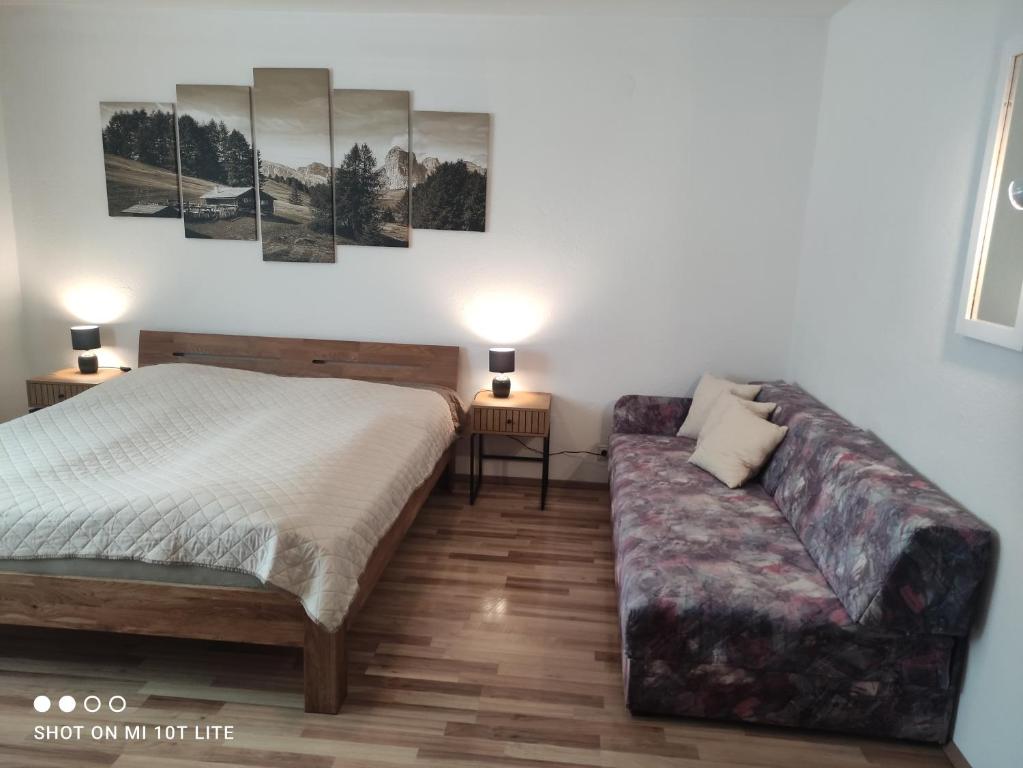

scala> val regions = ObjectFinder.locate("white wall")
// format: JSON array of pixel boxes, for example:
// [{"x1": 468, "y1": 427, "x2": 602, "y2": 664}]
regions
[
  {"x1": 788, "y1": 1, "x2": 1023, "y2": 765},
  {"x1": 0, "y1": 4, "x2": 829, "y2": 480},
  {"x1": 0, "y1": 87, "x2": 27, "y2": 422}
]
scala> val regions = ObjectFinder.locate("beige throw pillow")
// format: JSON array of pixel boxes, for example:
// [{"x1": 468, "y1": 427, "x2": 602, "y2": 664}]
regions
[
  {"x1": 677, "y1": 374, "x2": 762, "y2": 439},
  {"x1": 700, "y1": 395, "x2": 777, "y2": 441},
  {"x1": 688, "y1": 399, "x2": 788, "y2": 488}
]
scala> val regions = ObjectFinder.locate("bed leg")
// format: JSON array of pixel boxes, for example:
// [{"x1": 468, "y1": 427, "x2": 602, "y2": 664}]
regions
[{"x1": 303, "y1": 618, "x2": 347, "y2": 714}]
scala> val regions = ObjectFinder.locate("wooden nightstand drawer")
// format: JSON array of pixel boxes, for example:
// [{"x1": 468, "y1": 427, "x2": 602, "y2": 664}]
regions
[
  {"x1": 26, "y1": 368, "x2": 125, "y2": 411},
  {"x1": 472, "y1": 406, "x2": 549, "y2": 436},
  {"x1": 27, "y1": 382, "x2": 90, "y2": 408}
]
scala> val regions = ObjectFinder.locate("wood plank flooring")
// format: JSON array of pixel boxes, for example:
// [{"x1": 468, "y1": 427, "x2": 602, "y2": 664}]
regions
[{"x1": 0, "y1": 484, "x2": 952, "y2": 767}]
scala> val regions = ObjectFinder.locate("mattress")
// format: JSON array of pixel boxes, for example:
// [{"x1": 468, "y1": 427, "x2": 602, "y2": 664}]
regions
[
  {"x1": 0, "y1": 557, "x2": 264, "y2": 587},
  {"x1": 0, "y1": 363, "x2": 459, "y2": 630}
]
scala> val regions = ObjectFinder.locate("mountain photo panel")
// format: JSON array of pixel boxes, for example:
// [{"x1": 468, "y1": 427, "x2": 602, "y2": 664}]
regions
[
  {"x1": 411, "y1": 111, "x2": 489, "y2": 232},
  {"x1": 176, "y1": 85, "x2": 258, "y2": 240},
  {"x1": 332, "y1": 90, "x2": 410, "y2": 248},
  {"x1": 252, "y1": 68, "x2": 335, "y2": 263},
  {"x1": 100, "y1": 101, "x2": 180, "y2": 218}
]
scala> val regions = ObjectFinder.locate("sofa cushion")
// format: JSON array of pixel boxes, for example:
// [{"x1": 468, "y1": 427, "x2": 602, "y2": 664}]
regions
[
  {"x1": 702, "y1": 394, "x2": 777, "y2": 437},
  {"x1": 608, "y1": 433, "x2": 955, "y2": 686},
  {"x1": 757, "y1": 382, "x2": 993, "y2": 636},
  {"x1": 677, "y1": 374, "x2": 761, "y2": 438},
  {"x1": 689, "y1": 398, "x2": 788, "y2": 488}
]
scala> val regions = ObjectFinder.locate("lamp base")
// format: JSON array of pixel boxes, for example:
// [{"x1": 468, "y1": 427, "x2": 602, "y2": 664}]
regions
[
  {"x1": 78, "y1": 353, "x2": 98, "y2": 375},
  {"x1": 491, "y1": 375, "x2": 511, "y2": 398}
]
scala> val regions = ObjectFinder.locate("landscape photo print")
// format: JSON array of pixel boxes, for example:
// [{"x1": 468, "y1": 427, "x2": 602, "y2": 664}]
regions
[
  {"x1": 411, "y1": 111, "x2": 489, "y2": 232},
  {"x1": 176, "y1": 84, "x2": 258, "y2": 240},
  {"x1": 100, "y1": 101, "x2": 180, "y2": 218},
  {"x1": 253, "y1": 68, "x2": 335, "y2": 262},
  {"x1": 332, "y1": 89, "x2": 410, "y2": 247}
]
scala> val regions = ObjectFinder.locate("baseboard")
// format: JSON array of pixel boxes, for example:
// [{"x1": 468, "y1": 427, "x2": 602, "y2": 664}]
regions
[
  {"x1": 453, "y1": 472, "x2": 608, "y2": 491},
  {"x1": 944, "y1": 742, "x2": 973, "y2": 768}
]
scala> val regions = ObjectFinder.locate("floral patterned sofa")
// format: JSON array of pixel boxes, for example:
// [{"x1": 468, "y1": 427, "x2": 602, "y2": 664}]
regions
[{"x1": 609, "y1": 381, "x2": 992, "y2": 743}]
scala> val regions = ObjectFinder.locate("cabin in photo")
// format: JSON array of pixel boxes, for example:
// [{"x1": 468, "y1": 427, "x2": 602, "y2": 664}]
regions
[
  {"x1": 200, "y1": 186, "x2": 274, "y2": 216},
  {"x1": 121, "y1": 202, "x2": 180, "y2": 218}
]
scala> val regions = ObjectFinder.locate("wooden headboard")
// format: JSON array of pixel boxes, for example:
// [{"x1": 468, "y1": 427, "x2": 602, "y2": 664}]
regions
[{"x1": 138, "y1": 330, "x2": 460, "y2": 391}]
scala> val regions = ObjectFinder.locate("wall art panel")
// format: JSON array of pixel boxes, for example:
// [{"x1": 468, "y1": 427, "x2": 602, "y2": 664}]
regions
[
  {"x1": 333, "y1": 89, "x2": 410, "y2": 248},
  {"x1": 252, "y1": 68, "x2": 334, "y2": 262},
  {"x1": 176, "y1": 85, "x2": 258, "y2": 241},
  {"x1": 411, "y1": 111, "x2": 489, "y2": 232},
  {"x1": 100, "y1": 101, "x2": 180, "y2": 218}
]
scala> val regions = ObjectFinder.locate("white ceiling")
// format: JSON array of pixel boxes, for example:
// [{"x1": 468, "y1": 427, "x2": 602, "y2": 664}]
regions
[{"x1": 0, "y1": 0, "x2": 850, "y2": 17}]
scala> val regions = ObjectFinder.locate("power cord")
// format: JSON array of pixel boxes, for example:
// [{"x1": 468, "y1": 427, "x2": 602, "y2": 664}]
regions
[{"x1": 503, "y1": 435, "x2": 606, "y2": 458}]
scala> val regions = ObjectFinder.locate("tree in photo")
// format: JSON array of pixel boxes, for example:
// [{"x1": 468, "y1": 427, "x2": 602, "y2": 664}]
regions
[
  {"x1": 288, "y1": 178, "x2": 303, "y2": 205},
  {"x1": 102, "y1": 110, "x2": 144, "y2": 160},
  {"x1": 333, "y1": 143, "x2": 386, "y2": 243},
  {"x1": 137, "y1": 110, "x2": 178, "y2": 172},
  {"x1": 308, "y1": 181, "x2": 334, "y2": 234},
  {"x1": 224, "y1": 129, "x2": 254, "y2": 186},
  {"x1": 177, "y1": 115, "x2": 253, "y2": 188},
  {"x1": 176, "y1": 115, "x2": 203, "y2": 179},
  {"x1": 257, "y1": 149, "x2": 266, "y2": 185},
  {"x1": 192, "y1": 120, "x2": 224, "y2": 182},
  {"x1": 103, "y1": 108, "x2": 178, "y2": 173},
  {"x1": 209, "y1": 120, "x2": 229, "y2": 169},
  {"x1": 411, "y1": 161, "x2": 486, "y2": 232},
  {"x1": 396, "y1": 189, "x2": 409, "y2": 223}
]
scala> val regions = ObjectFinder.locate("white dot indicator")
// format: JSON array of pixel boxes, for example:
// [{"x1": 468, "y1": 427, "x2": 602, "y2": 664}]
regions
[
  {"x1": 32, "y1": 695, "x2": 51, "y2": 713},
  {"x1": 58, "y1": 695, "x2": 76, "y2": 713},
  {"x1": 108, "y1": 695, "x2": 126, "y2": 713},
  {"x1": 83, "y1": 695, "x2": 101, "y2": 713}
]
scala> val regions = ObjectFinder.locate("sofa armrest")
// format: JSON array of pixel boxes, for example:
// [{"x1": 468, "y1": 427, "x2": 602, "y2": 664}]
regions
[
  {"x1": 858, "y1": 523, "x2": 993, "y2": 636},
  {"x1": 612, "y1": 395, "x2": 691, "y2": 436}
]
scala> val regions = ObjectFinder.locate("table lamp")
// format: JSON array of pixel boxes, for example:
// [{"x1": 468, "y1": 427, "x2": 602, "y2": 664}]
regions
[
  {"x1": 489, "y1": 347, "x2": 515, "y2": 398},
  {"x1": 71, "y1": 325, "x2": 101, "y2": 374}
]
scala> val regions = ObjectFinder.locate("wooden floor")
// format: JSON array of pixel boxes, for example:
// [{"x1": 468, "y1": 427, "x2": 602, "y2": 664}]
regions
[{"x1": 0, "y1": 484, "x2": 952, "y2": 768}]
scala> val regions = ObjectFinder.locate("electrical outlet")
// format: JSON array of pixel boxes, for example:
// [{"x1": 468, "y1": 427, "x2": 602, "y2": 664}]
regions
[{"x1": 596, "y1": 443, "x2": 609, "y2": 460}]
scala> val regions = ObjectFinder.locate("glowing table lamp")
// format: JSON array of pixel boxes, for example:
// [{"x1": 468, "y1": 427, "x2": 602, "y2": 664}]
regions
[
  {"x1": 71, "y1": 325, "x2": 101, "y2": 374},
  {"x1": 489, "y1": 347, "x2": 515, "y2": 398}
]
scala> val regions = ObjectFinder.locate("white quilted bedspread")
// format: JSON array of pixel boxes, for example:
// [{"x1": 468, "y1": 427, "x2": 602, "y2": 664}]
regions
[{"x1": 0, "y1": 364, "x2": 457, "y2": 630}]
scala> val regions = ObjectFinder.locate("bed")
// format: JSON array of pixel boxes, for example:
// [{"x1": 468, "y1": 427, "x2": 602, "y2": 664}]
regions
[{"x1": 0, "y1": 330, "x2": 461, "y2": 714}]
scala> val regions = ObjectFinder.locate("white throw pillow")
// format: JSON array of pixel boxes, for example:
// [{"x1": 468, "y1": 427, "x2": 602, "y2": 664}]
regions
[
  {"x1": 688, "y1": 399, "x2": 788, "y2": 488},
  {"x1": 677, "y1": 374, "x2": 762, "y2": 439},
  {"x1": 699, "y1": 395, "x2": 776, "y2": 442}
]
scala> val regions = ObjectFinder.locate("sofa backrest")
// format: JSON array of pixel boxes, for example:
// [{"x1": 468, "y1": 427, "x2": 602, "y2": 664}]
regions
[{"x1": 756, "y1": 382, "x2": 992, "y2": 637}]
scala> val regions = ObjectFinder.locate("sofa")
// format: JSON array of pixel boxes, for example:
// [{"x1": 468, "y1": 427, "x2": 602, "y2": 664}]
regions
[{"x1": 608, "y1": 381, "x2": 992, "y2": 743}]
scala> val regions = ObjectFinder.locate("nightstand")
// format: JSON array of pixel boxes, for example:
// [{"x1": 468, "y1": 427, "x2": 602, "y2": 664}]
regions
[
  {"x1": 469, "y1": 390, "x2": 552, "y2": 510},
  {"x1": 26, "y1": 367, "x2": 125, "y2": 412}
]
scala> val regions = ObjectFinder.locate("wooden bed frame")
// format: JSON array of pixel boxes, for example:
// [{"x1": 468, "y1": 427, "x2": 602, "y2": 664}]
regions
[{"x1": 0, "y1": 330, "x2": 461, "y2": 714}]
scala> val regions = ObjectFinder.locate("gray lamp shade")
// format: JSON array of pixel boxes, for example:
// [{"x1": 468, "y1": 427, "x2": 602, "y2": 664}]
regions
[
  {"x1": 489, "y1": 347, "x2": 515, "y2": 373},
  {"x1": 71, "y1": 325, "x2": 101, "y2": 351}
]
